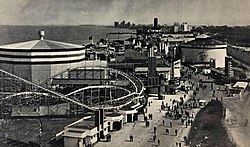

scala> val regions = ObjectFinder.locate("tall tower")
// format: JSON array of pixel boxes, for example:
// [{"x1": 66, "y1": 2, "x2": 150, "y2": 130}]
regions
[
  {"x1": 154, "y1": 18, "x2": 158, "y2": 29},
  {"x1": 148, "y1": 47, "x2": 157, "y2": 77},
  {"x1": 147, "y1": 46, "x2": 159, "y2": 94}
]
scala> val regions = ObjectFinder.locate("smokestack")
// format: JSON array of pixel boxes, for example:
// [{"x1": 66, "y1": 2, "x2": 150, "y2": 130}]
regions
[{"x1": 39, "y1": 30, "x2": 45, "y2": 40}]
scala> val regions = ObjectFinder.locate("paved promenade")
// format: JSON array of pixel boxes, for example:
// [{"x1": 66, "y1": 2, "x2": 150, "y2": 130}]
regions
[
  {"x1": 96, "y1": 67, "x2": 217, "y2": 147},
  {"x1": 96, "y1": 89, "x2": 199, "y2": 147}
]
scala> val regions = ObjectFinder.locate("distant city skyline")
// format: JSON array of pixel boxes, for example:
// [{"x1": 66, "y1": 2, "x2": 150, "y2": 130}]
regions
[{"x1": 1, "y1": 0, "x2": 250, "y2": 26}]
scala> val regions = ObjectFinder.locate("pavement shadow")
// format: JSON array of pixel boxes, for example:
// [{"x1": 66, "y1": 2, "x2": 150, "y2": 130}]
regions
[
  {"x1": 169, "y1": 134, "x2": 177, "y2": 136},
  {"x1": 148, "y1": 131, "x2": 154, "y2": 133},
  {"x1": 137, "y1": 120, "x2": 145, "y2": 123}
]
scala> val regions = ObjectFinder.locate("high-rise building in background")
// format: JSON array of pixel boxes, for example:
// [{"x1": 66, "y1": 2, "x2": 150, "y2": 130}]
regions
[
  {"x1": 120, "y1": 21, "x2": 126, "y2": 28},
  {"x1": 126, "y1": 22, "x2": 131, "y2": 28},
  {"x1": 174, "y1": 22, "x2": 179, "y2": 33},
  {"x1": 113, "y1": 20, "x2": 136, "y2": 28},
  {"x1": 154, "y1": 18, "x2": 158, "y2": 29},
  {"x1": 180, "y1": 22, "x2": 188, "y2": 32},
  {"x1": 114, "y1": 21, "x2": 119, "y2": 27}
]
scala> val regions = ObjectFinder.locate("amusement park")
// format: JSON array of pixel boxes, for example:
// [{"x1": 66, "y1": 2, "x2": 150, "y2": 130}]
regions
[{"x1": 0, "y1": 18, "x2": 250, "y2": 147}]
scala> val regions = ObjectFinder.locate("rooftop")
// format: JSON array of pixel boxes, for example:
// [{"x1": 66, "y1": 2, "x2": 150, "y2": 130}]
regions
[
  {"x1": 233, "y1": 81, "x2": 248, "y2": 89},
  {"x1": 181, "y1": 35, "x2": 226, "y2": 48},
  {"x1": 0, "y1": 39, "x2": 84, "y2": 50},
  {"x1": 135, "y1": 67, "x2": 171, "y2": 72},
  {"x1": 70, "y1": 117, "x2": 96, "y2": 130},
  {"x1": 0, "y1": 31, "x2": 84, "y2": 50},
  {"x1": 105, "y1": 112, "x2": 122, "y2": 117}
]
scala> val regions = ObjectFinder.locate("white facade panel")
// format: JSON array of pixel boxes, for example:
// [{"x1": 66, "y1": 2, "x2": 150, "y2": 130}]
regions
[{"x1": 181, "y1": 47, "x2": 227, "y2": 68}]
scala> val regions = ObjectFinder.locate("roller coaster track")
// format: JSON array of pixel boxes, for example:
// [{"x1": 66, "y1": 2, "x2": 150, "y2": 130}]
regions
[
  {"x1": 63, "y1": 66, "x2": 144, "y2": 109},
  {"x1": 0, "y1": 65, "x2": 144, "y2": 110},
  {"x1": 0, "y1": 68, "x2": 96, "y2": 111},
  {"x1": 66, "y1": 85, "x2": 130, "y2": 96},
  {"x1": 45, "y1": 65, "x2": 144, "y2": 96},
  {"x1": 4, "y1": 92, "x2": 49, "y2": 100}
]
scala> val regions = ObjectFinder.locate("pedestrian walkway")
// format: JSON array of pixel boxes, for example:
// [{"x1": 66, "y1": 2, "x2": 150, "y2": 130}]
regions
[
  {"x1": 96, "y1": 89, "x2": 194, "y2": 147},
  {"x1": 170, "y1": 108, "x2": 200, "y2": 147},
  {"x1": 96, "y1": 66, "x2": 213, "y2": 147}
]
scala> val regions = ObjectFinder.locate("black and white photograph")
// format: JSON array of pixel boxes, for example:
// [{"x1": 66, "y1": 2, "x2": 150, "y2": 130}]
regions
[{"x1": 0, "y1": 0, "x2": 249, "y2": 146}]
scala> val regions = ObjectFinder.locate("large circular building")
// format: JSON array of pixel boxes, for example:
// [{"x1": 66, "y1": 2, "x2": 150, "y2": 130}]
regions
[
  {"x1": 181, "y1": 34, "x2": 227, "y2": 68},
  {"x1": 0, "y1": 31, "x2": 86, "y2": 84}
]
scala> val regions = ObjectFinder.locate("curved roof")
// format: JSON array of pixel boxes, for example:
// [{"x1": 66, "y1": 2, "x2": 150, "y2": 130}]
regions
[
  {"x1": 0, "y1": 39, "x2": 84, "y2": 50},
  {"x1": 196, "y1": 34, "x2": 210, "y2": 39},
  {"x1": 0, "y1": 31, "x2": 86, "y2": 64},
  {"x1": 0, "y1": 31, "x2": 84, "y2": 50},
  {"x1": 181, "y1": 35, "x2": 227, "y2": 48}
]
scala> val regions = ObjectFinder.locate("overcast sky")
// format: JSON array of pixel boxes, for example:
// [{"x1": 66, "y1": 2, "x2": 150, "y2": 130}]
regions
[{"x1": 1, "y1": 0, "x2": 250, "y2": 26}]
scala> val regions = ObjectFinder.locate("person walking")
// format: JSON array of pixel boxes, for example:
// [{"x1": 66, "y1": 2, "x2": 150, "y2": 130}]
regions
[
  {"x1": 153, "y1": 134, "x2": 156, "y2": 142},
  {"x1": 175, "y1": 129, "x2": 178, "y2": 136},
  {"x1": 144, "y1": 116, "x2": 147, "y2": 122},
  {"x1": 162, "y1": 120, "x2": 165, "y2": 126},
  {"x1": 129, "y1": 134, "x2": 133, "y2": 142},
  {"x1": 181, "y1": 119, "x2": 184, "y2": 125},
  {"x1": 170, "y1": 120, "x2": 172, "y2": 128},
  {"x1": 158, "y1": 139, "x2": 161, "y2": 146},
  {"x1": 166, "y1": 128, "x2": 169, "y2": 135},
  {"x1": 154, "y1": 125, "x2": 157, "y2": 134}
]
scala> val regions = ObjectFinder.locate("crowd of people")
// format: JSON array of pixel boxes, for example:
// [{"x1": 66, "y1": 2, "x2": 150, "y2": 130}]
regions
[{"x1": 127, "y1": 67, "x2": 218, "y2": 147}]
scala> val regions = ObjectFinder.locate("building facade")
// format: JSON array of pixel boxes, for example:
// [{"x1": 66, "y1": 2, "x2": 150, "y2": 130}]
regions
[
  {"x1": 0, "y1": 31, "x2": 87, "y2": 84},
  {"x1": 181, "y1": 34, "x2": 227, "y2": 68}
]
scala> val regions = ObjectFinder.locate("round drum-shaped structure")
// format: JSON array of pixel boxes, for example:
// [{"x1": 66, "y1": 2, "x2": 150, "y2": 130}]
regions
[
  {"x1": 181, "y1": 34, "x2": 227, "y2": 68},
  {"x1": 0, "y1": 31, "x2": 85, "y2": 64},
  {"x1": 0, "y1": 31, "x2": 86, "y2": 84}
]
